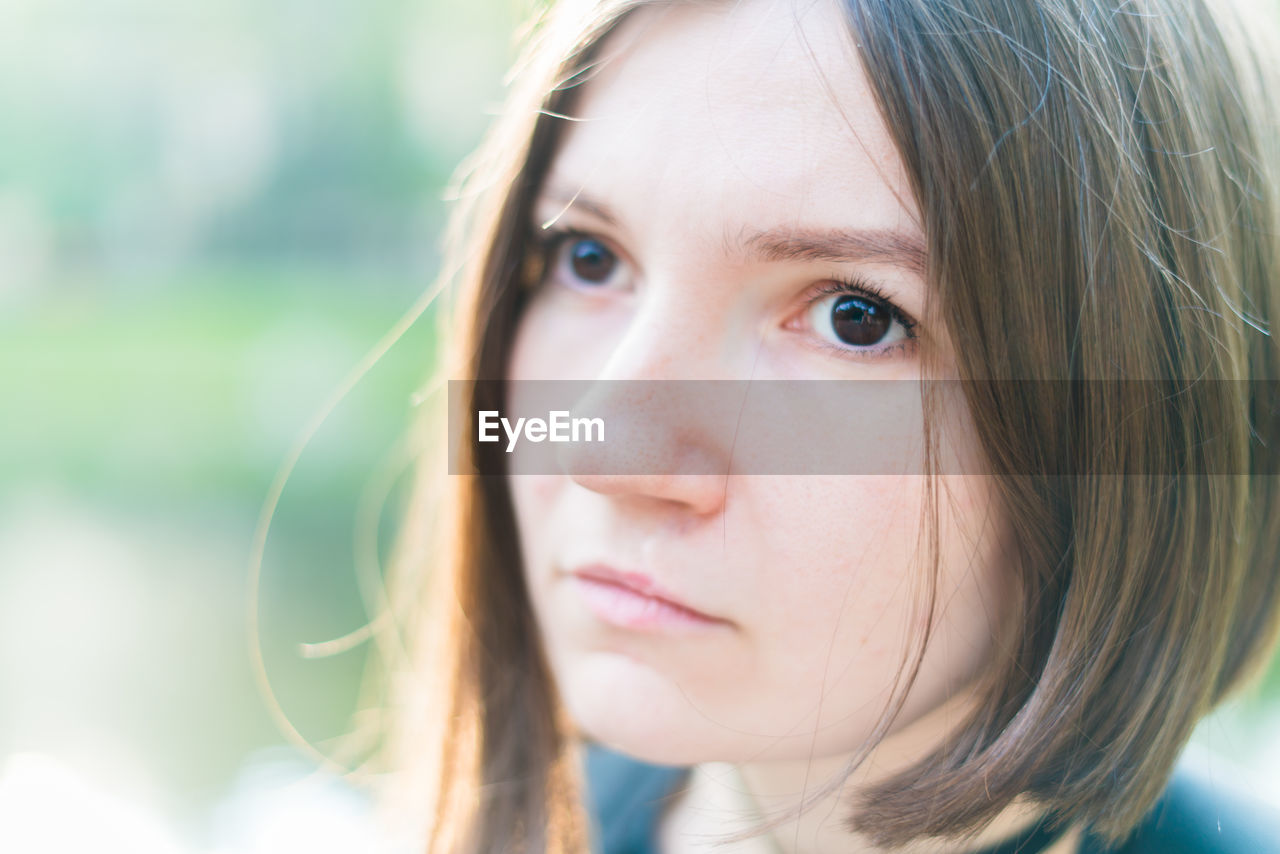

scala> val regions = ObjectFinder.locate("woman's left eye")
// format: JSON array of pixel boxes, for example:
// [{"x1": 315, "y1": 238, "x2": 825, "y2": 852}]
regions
[
  {"x1": 543, "y1": 232, "x2": 630, "y2": 290},
  {"x1": 801, "y1": 282, "x2": 917, "y2": 356}
]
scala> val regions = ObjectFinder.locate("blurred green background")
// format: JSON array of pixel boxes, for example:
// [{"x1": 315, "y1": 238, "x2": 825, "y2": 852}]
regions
[
  {"x1": 0, "y1": 0, "x2": 519, "y2": 847},
  {"x1": 0, "y1": 0, "x2": 1277, "y2": 850}
]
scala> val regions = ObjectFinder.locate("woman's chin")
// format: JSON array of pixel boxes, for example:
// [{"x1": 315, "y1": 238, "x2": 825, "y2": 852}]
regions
[{"x1": 557, "y1": 649, "x2": 725, "y2": 766}]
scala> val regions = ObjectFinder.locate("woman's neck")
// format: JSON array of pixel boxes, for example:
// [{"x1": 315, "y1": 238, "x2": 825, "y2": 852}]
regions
[
  {"x1": 657, "y1": 759, "x2": 1083, "y2": 854},
  {"x1": 655, "y1": 693, "x2": 1083, "y2": 854}
]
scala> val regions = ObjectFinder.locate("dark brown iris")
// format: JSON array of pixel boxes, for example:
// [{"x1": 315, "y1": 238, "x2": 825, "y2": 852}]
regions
[
  {"x1": 831, "y1": 295, "x2": 891, "y2": 346},
  {"x1": 569, "y1": 237, "x2": 617, "y2": 284}
]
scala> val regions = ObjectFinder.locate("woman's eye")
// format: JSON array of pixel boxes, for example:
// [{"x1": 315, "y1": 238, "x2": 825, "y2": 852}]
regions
[
  {"x1": 548, "y1": 234, "x2": 626, "y2": 289},
  {"x1": 806, "y1": 289, "x2": 912, "y2": 352}
]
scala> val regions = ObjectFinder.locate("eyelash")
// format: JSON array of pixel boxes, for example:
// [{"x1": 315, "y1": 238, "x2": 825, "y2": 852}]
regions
[
  {"x1": 800, "y1": 277, "x2": 920, "y2": 362},
  {"x1": 527, "y1": 226, "x2": 920, "y2": 361},
  {"x1": 533, "y1": 226, "x2": 580, "y2": 255}
]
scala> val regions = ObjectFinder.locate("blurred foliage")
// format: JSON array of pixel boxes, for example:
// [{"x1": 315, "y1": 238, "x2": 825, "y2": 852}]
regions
[
  {"x1": 0, "y1": 0, "x2": 524, "y2": 287},
  {"x1": 0, "y1": 0, "x2": 521, "y2": 837}
]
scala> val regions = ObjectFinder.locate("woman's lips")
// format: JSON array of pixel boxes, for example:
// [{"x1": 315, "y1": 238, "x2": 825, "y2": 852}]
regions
[{"x1": 568, "y1": 565, "x2": 731, "y2": 633}]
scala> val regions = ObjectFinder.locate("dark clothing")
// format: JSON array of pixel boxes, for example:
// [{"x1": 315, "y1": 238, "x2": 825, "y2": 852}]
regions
[{"x1": 581, "y1": 742, "x2": 1280, "y2": 854}]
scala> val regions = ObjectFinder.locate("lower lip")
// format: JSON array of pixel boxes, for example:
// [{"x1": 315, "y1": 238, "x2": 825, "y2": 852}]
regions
[{"x1": 571, "y1": 575, "x2": 728, "y2": 633}]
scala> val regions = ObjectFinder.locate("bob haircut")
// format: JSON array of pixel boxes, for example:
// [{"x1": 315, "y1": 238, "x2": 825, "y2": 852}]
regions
[{"x1": 376, "y1": 0, "x2": 1280, "y2": 851}]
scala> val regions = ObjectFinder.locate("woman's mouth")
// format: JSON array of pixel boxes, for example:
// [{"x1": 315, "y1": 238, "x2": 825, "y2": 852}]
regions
[{"x1": 568, "y1": 565, "x2": 732, "y2": 633}]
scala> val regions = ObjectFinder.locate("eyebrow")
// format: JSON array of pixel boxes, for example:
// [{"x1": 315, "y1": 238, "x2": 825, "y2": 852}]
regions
[
  {"x1": 535, "y1": 186, "x2": 927, "y2": 277},
  {"x1": 741, "y1": 227, "x2": 927, "y2": 277}
]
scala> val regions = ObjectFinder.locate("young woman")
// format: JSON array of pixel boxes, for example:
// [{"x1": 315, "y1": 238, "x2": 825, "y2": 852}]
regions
[{"x1": 373, "y1": 0, "x2": 1280, "y2": 851}]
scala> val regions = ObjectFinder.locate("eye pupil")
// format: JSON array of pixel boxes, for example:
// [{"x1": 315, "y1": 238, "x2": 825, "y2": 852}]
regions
[
  {"x1": 831, "y1": 295, "x2": 891, "y2": 346},
  {"x1": 569, "y1": 238, "x2": 617, "y2": 283}
]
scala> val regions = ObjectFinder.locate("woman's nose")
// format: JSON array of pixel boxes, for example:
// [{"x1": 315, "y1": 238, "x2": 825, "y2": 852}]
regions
[
  {"x1": 554, "y1": 380, "x2": 741, "y2": 516},
  {"x1": 518, "y1": 296, "x2": 749, "y2": 516}
]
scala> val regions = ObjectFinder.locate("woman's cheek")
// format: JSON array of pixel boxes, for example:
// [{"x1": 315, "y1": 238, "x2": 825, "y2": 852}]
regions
[
  {"x1": 743, "y1": 478, "x2": 915, "y2": 618},
  {"x1": 747, "y1": 478, "x2": 951, "y2": 653},
  {"x1": 508, "y1": 288, "x2": 630, "y2": 382},
  {"x1": 523, "y1": 473, "x2": 560, "y2": 506}
]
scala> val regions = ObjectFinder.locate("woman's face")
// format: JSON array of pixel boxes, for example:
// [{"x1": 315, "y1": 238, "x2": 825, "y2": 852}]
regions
[{"x1": 507, "y1": 0, "x2": 1011, "y2": 767}]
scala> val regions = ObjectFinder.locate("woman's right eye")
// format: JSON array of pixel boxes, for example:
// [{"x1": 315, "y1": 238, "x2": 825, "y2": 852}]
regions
[{"x1": 543, "y1": 233, "x2": 630, "y2": 291}]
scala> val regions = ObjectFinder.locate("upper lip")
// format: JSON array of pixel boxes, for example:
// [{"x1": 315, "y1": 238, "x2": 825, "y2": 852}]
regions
[{"x1": 569, "y1": 564, "x2": 728, "y2": 623}]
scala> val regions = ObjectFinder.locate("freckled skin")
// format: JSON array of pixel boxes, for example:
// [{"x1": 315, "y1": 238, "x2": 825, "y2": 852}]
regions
[{"x1": 508, "y1": 0, "x2": 1011, "y2": 769}]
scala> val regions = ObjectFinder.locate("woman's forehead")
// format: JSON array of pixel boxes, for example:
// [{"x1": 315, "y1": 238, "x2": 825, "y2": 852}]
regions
[{"x1": 543, "y1": 0, "x2": 923, "y2": 243}]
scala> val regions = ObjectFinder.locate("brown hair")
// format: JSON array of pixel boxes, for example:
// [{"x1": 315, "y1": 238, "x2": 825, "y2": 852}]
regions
[{"x1": 375, "y1": 0, "x2": 1280, "y2": 850}]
